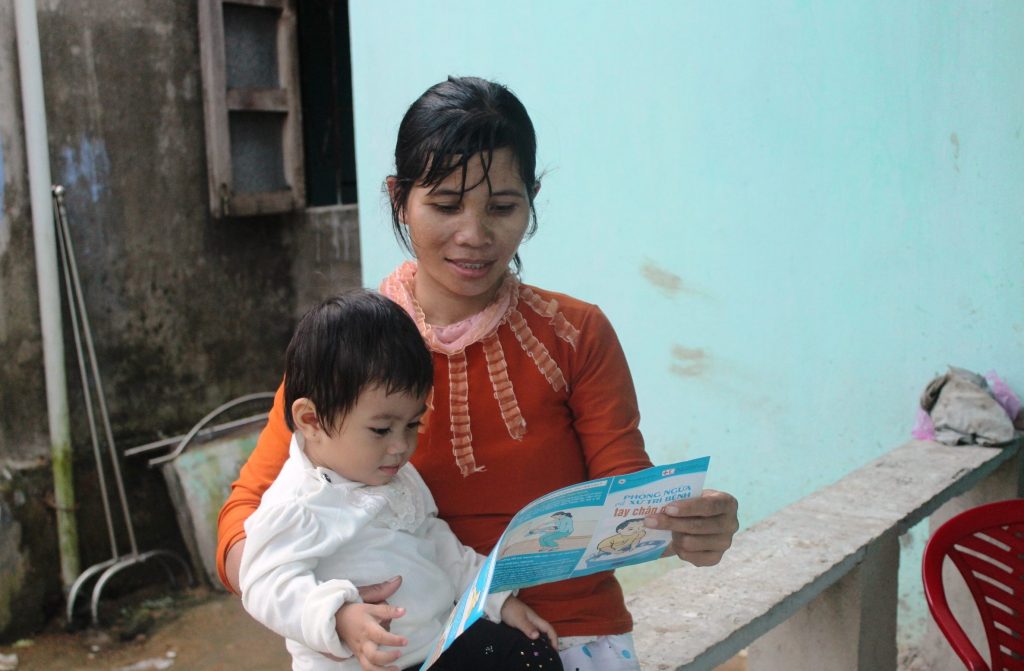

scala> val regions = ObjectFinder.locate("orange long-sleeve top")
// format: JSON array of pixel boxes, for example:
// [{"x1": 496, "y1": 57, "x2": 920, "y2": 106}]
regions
[{"x1": 217, "y1": 277, "x2": 653, "y2": 637}]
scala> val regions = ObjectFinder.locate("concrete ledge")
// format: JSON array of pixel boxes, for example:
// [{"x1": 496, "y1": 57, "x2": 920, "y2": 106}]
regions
[{"x1": 627, "y1": 440, "x2": 1021, "y2": 671}]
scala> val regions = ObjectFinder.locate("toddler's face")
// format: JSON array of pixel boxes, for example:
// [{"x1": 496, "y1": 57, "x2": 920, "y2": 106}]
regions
[{"x1": 305, "y1": 385, "x2": 426, "y2": 486}]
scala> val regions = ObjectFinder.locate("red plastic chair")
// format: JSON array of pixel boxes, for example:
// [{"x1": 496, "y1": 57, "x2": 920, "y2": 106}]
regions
[{"x1": 923, "y1": 499, "x2": 1024, "y2": 671}]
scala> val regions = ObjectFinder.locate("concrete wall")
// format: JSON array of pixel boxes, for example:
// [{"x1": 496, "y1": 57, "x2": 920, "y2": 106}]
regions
[
  {"x1": 348, "y1": 0, "x2": 1024, "y2": 653},
  {"x1": 0, "y1": 0, "x2": 359, "y2": 636},
  {"x1": 1, "y1": 1, "x2": 297, "y2": 459}
]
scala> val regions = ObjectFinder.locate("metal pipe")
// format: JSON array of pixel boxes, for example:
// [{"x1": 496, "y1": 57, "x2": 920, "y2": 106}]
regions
[
  {"x1": 147, "y1": 392, "x2": 276, "y2": 467},
  {"x1": 123, "y1": 412, "x2": 270, "y2": 457},
  {"x1": 55, "y1": 187, "x2": 118, "y2": 560},
  {"x1": 14, "y1": 0, "x2": 79, "y2": 588},
  {"x1": 53, "y1": 187, "x2": 138, "y2": 555}
]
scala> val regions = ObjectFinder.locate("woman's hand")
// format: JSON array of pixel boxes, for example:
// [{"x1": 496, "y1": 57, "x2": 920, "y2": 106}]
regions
[
  {"x1": 335, "y1": 600, "x2": 409, "y2": 671},
  {"x1": 355, "y1": 576, "x2": 403, "y2": 631},
  {"x1": 645, "y1": 489, "x2": 739, "y2": 566},
  {"x1": 499, "y1": 596, "x2": 559, "y2": 650}
]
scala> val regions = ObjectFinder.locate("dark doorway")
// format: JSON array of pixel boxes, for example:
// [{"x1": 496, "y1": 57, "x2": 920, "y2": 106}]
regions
[{"x1": 297, "y1": 0, "x2": 357, "y2": 206}]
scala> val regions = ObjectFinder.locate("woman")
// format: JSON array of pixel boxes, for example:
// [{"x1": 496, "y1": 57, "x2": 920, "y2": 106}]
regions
[{"x1": 218, "y1": 76, "x2": 738, "y2": 671}]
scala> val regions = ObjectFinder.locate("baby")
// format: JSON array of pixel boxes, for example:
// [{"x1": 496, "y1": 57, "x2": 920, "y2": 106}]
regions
[{"x1": 239, "y1": 291, "x2": 560, "y2": 670}]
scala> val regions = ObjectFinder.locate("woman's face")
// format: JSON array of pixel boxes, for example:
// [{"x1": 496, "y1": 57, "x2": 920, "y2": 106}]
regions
[{"x1": 396, "y1": 147, "x2": 531, "y2": 325}]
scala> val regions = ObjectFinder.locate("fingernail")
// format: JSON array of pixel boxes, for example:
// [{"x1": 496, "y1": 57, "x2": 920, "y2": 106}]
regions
[{"x1": 665, "y1": 506, "x2": 679, "y2": 515}]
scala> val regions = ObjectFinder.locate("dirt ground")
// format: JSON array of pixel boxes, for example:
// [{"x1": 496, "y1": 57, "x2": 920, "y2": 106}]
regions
[
  {"x1": 0, "y1": 587, "x2": 745, "y2": 671},
  {"x1": 0, "y1": 588, "x2": 289, "y2": 671}
]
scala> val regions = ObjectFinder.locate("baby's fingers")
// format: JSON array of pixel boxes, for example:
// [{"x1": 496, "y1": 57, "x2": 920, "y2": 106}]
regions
[
  {"x1": 356, "y1": 642, "x2": 402, "y2": 671},
  {"x1": 356, "y1": 626, "x2": 406, "y2": 671},
  {"x1": 526, "y1": 611, "x2": 559, "y2": 650},
  {"x1": 368, "y1": 605, "x2": 407, "y2": 647}
]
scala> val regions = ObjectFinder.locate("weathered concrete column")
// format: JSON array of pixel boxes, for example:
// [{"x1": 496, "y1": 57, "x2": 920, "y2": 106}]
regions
[
  {"x1": 746, "y1": 530, "x2": 899, "y2": 671},
  {"x1": 917, "y1": 448, "x2": 1022, "y2": 671}
]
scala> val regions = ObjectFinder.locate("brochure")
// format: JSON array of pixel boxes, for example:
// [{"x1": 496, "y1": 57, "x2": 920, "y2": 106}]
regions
[{"x1": 419, "y1": 456, "x2": 710, "y2": 670}]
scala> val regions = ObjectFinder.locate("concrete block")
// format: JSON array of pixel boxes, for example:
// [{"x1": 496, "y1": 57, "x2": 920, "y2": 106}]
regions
[
  {"x1": 747, "y1": 531, "x2": 899, "y2": 671},
  {"x1": 291, "y1": 204, "x2": 361, "y2": 318}
]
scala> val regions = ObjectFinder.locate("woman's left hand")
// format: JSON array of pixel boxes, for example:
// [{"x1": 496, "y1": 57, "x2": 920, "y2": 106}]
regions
[{"x1": 644, "y1": 489, "x2": 739, "y2": 567}]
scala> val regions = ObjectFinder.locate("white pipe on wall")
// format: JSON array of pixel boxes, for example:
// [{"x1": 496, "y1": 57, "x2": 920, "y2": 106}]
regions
[{"x1": 14, "y1": 0, "x2": 80, "y2": 588}]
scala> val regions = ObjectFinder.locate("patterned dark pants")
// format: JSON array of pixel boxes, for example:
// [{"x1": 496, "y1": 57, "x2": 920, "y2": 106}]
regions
[{"x1": 405, "y1": 619, "x2": 563, "y2": 671}]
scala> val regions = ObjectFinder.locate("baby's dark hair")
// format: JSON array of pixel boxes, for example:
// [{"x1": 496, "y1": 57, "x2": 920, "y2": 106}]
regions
[
  {"x1": 616, "y1": 518, "x2": 645, "y2": 532},
  {"x1": 283, "y1": 290, "x2": 433, "y2": 435}
]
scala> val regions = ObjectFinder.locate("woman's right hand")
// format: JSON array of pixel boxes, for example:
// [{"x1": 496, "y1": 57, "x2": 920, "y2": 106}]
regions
[
  {"x1": 335, "y1": 596, "x2": 408, "y2": 671},
  {"x1": 354, "y1": 576, "x2": 403, "y2": 631}
]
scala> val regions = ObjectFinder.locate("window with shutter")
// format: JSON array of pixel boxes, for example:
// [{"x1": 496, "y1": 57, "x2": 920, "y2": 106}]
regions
[{"x1": 198, "y1": 0, "x2": 305, "y2": 217}]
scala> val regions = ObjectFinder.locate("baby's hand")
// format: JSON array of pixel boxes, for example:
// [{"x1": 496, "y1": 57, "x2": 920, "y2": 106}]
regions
[
  {"x1": 499, "y1": 596, "x2": 559, "y2": 650},
  {"x1": 335, "y1": 602, "x2": 408, "y2": 671}
]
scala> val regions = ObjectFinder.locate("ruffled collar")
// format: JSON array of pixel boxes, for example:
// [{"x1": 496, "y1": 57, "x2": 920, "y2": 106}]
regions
[
  {"x1": 347, "y1": 472, "x2": 424, "y2": 532},
  {"x1": 379, "y1": 261, "x2": 518, "y2": 356}
]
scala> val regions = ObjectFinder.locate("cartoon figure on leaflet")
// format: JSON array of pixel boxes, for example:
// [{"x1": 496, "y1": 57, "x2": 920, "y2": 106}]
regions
[
  {"x1": 527, "y1": 511, "x2": 574, "y2": 552},
  {"x1": 457, "y1": 583, "x2": 484, "y2": 636},
  {"x1": 594, "y1": 519, "x2": 647, "y2": 557},
  {"x1": 585, "y1": 517, "x2": 667, "y2": 567}
]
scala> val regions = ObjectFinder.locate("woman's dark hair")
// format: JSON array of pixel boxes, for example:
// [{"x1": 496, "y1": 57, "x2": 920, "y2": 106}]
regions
[
  {"x1": 283, "y1": 290, "x2": 433, "y2": 435},
  {"x1": 388, "y1": 76, "x2": 539, "y2": 271}
]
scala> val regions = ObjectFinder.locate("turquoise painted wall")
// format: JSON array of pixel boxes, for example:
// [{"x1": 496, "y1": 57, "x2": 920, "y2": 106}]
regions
[{"x1": 349, "y1": 0, "x2": 1024, "y2": 649}]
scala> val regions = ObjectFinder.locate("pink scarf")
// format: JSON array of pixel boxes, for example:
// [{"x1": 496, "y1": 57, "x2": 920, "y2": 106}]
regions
[{"x1": 378, "y1": 261, "x2": 518, "y2": 355}]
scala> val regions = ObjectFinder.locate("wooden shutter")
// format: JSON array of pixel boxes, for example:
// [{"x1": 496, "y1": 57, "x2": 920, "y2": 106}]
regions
[{"x1": 198, "y1": 0, "x2": 305, "y2": 217}]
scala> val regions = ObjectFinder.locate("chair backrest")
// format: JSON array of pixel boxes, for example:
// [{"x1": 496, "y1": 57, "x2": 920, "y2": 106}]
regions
[{"x1": 923, "y1": 499, "x2": 1024, "y2": 671}]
